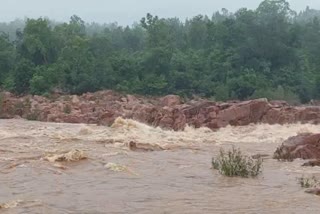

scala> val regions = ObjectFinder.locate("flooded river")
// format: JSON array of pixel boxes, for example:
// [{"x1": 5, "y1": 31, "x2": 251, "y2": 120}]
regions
[{"x1": 1, "y1": 118, "x2": 320, "y2": 213}]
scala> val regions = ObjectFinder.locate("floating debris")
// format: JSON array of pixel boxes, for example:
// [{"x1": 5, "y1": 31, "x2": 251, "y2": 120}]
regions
[
  {"x1": 128, "y1": 141, "x2": 164, "y2": 152},
  {"x1": 128, "y1": 141, "x2": 198, "y2": 152},
  {"x1": 105, "y1": 163, "x2": 128, "y2": 172},
  {"x1": 53, "y1": 163, "x2": 68, "y2": 170},
  {"x1": 102, "y1": 151, "x2": 128, "y2": 157},
  {"x1": 0, "y1": 200, "x2": 22, "y2": 209},
  {"x1": 0, "y1": 199, "x2": 42, "y2": 209},
  {"x1": 104, "y1": 162, "x2": 139, "y2": 176},
  {"x1": 44, "y1": 149, "x2": 87, "y2": 163}
]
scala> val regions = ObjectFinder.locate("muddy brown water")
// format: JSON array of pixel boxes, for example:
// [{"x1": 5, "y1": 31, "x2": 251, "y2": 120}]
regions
[{"x1": 1, "y1": 118, "x2": 320, "y2": 213}]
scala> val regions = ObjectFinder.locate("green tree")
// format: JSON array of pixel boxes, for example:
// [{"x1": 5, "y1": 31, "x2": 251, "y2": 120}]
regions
[
  {"x1": 12, "y1": 58, "x2": 35, "y2": 94},
  {"x1": 0, "y1": 33, "x2": 15, "y2": 86},
  {"x1": 17, "y1": 18, "x2": 57, "y2": 66}
]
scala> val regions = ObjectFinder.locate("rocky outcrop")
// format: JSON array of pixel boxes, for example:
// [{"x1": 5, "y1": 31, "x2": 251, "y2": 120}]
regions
[
  {"x1": 2, "y1": 90, "x2": 320, "y2": 130},
  {"x1": 160, "y1": 95, "x2": 181, "y2": 107},
  {"x1": 273, "y1": 133, "x2": 320, "y2": 160},
  {"x1": 262, "y1": 106, "x2": 320, "y2": 125}
]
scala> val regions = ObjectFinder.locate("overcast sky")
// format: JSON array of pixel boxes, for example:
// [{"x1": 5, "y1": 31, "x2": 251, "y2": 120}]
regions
[{"x1": 1, "y1": 0, "x2": 320, "y2": 25}]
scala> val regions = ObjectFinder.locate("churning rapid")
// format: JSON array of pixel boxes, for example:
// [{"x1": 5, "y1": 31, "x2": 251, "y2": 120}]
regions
[{"x1": 1, "y1": 118, "x2": 320, "y2": 213}]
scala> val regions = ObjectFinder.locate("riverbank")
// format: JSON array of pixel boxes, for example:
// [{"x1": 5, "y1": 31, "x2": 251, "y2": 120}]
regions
[{"x1": 1, "y1": 90, "x2": 320, "y2": 130}]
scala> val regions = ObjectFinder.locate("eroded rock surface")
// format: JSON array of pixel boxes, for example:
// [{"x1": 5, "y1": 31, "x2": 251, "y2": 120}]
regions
[
  {"x1": 274, "y1": 133, "x2": 320, "y2": 160},
  {"x1": 2, "y1": 90, "x2": 320, "y2": 130}
]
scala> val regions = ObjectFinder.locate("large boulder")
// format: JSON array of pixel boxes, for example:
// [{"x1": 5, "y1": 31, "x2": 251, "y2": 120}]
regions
[
  {"x1": 215, "y1": 98, "x2": 270, "y2": 127},
  {"x1": 131, "y1": 104, "x2": 158, "y2": 124},
  {"x1": 296, "y1": 107, "x2": 320, "y2": 124},
  {"x1": 172, "y1": 108, "x2": 187, "y2": 131},
  {"x1": 273, "y1": 133, "x2": 320, "y2": 160}
]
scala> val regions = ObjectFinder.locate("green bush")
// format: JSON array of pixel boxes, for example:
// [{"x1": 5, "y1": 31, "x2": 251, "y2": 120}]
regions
[
  {"x1": 2, "y1": 75, "x2": 15, "y2": 92},
  {"x1": 212, "y1": 147, "x2": 263, "y2": 178},
  {"x1": 30, "y1": 74, "x2": 50, "y2": 95},
  {"x1": 297, "y1": 176, "x2": 319, "y2": 188},
  {"x1": 214, "y1": 84, "x2": 230, "y2": 101}
]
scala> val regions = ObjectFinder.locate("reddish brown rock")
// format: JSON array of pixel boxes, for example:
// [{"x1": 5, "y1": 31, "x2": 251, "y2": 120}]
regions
[
  {"x1": 97, "y1": 110, "x2": 119, "y2": 126},
  {"x1": 172, "y1": 108, "x2": 187, "y2": 131},
  {"x1": 262, "y1": 106, "x2": 320, "y2": 125},
  {"x1": 61, "y1": 115, "x2": 85, "y2": 124},
  {"x1": 216, "y1": 98, "x2": 270, "y2": 127},
  {"x1": 2, "y1": 90, "x2": 320, "y2": 131},
  {"x1": 274, "y1": 133, "x2": 320, "y2": 160},
  {"x1": 160, "y1": 95, "x2": 181, "y2": 107},
  {"x1": 269, "y1": 100, "x2": 289, "y2": 107}
]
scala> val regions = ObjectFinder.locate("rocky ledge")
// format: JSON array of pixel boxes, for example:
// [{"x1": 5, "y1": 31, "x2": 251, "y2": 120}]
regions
[
  {"x1": 1, "y1": 90, "x2": 320, "y2": 130},
  {"x1": 274, "y1": 133, "x2": 320, "y2": 161}
]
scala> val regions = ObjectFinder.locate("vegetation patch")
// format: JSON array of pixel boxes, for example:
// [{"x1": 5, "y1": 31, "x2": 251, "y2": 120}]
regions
[
  {"x1": 297, "y1": 176, "x2": 320, "y2": 188},
  {"x1": 212, "y1": 147, "x2": 263, "y2": 178}
]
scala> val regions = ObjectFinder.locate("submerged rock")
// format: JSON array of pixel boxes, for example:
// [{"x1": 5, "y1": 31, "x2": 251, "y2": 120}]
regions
[
  {"x1": 305, "y1": 188, "x2": 320, "y2": 196},
  {"x1": 302, "y1": 160, "x2": 320, "y2": 167},
  {"x1": 252, "y1": 154, "x2": 270, "y2": 159},
  {"x1": 274, "y1": 133, "x2": 320, "y2": 160}
]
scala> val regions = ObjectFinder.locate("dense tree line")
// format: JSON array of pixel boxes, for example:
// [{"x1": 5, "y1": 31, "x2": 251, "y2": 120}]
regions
[{"x1": 1, "y1": 0, "x2": 320, "y2": 103}]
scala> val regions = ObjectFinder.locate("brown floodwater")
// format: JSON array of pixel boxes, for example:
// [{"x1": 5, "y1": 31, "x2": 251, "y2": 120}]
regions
[{"x1": 1, "y1": 118, "x2": 320, "y2": 213}]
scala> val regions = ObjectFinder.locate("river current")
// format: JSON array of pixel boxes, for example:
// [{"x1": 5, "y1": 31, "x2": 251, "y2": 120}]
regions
[{"x1": 1, "y1": 119, "x2": 320, "y2": 213}]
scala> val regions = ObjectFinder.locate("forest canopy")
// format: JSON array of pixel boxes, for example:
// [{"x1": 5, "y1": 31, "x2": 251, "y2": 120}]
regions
[{"x1": 1, "y1": 0, "x2": 320, "y2": 103}]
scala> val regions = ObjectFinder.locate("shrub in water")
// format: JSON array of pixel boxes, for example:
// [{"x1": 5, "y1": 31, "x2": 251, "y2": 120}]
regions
[
  {"x1": 212, "y1": 147, "x2": 263, "y2": 178},
  {"x1": 298, "y1": 176, "x2": 319, "y2": 188}
]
